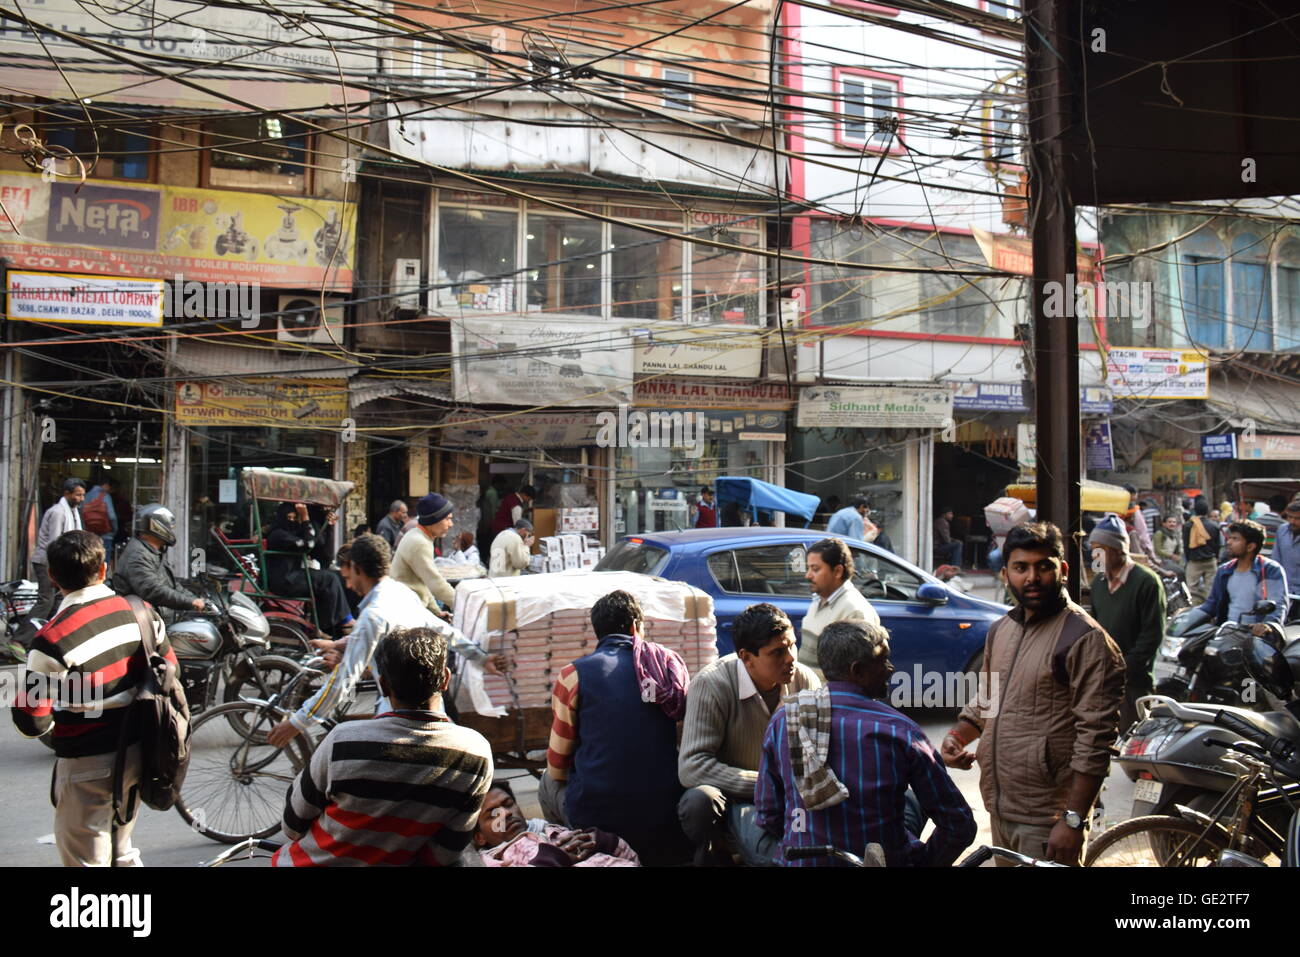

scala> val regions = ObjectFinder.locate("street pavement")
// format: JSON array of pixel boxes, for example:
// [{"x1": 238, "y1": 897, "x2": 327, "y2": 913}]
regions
[{"x1": 0, "y1": 572, "x2": 1137, "y2": 867}]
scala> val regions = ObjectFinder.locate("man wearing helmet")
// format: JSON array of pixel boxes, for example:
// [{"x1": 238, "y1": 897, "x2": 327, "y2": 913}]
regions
[{"x1": 112, "y1": 505, "x2": 205, "y2": 622}]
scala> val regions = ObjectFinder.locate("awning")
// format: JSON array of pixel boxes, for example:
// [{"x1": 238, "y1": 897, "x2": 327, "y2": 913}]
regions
[
  {"x1": 169, "y1": 340, "x2": 353, "y2": 379},
  {"x1": 349, "y1": 377, "x2": 454, "y2": 407},
  {"x1": 1206, "y1": 373, "x2": 1300, "y2": 431},
  {"x1": 714, "y1": 477, "x2": 819, "y2": 524}
]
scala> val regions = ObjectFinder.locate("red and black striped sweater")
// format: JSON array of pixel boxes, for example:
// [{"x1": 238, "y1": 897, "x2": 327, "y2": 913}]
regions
[{"x1": 11, "y1": 584, "x2": 173, "y2": 758}]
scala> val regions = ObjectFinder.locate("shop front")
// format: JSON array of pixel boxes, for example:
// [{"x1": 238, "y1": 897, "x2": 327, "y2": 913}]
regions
[{"x1": 789, "y1": 383, "x2": 952, "y2": 569}]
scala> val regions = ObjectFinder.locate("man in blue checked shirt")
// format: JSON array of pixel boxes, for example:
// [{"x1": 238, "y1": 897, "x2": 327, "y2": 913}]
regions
[{"x1": 756, "y1": 620, "x2": 976, "y2": 866}]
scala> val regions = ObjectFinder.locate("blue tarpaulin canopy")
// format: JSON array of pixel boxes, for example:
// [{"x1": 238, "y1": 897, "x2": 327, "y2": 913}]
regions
[{"x1": 714, "y1": 477, "x2": 820, "y2": 526}]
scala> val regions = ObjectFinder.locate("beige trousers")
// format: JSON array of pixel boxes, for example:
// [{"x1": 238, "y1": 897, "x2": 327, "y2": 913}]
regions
[{"x1": 53, "y1": 744, "x2": 143, "y2": 867}]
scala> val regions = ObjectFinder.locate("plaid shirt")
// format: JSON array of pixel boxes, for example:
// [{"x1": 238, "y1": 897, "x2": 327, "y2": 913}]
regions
[{"x1": 756, "y1": 682, "x2": 976, "y2": 866}]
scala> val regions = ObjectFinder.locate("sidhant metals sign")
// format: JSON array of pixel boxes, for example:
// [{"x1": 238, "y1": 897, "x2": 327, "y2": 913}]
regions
[
  {"x1": 797, "y1": 384, "x2": 952, "y2": 429},
  {"x1": 48, "y1": 182, "x2": 160, "y2": 251}
]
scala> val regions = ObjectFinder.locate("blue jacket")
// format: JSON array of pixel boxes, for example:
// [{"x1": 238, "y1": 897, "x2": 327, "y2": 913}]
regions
[
  {"x1": 826, "y1": 506, "x2": 863, "y2": 538},
  {"x1": 1195, "y1": 555, "x2": 1289, "y2": 625}
]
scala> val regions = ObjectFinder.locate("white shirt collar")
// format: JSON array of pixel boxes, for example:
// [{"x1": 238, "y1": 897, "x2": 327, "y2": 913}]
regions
[
  {"x1": 58, "y1": 581, "x2": 115, "y2": 609},
  {"x1": 736, "y1": 657, "x2": 758, "y2": 701},
  {"x1": 814, "y1": 582, "x2": 850, "y2": 612}
]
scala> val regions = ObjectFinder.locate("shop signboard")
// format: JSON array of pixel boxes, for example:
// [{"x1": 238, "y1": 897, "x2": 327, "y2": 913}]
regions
[
  {"x1": 0, "y1": 171, "x2": 356, "y2": 288},
  {"x1": 1238, "y1": 434, "x2": 1300, "y2": 461},
  {"x1": 1151, "y1": 449, "x2": 1184, "y2": 486},
  {"x1": 797, "y1": 384, "x2": 952, "y2": 429},
  {"x1": 633, "y1": 379, "x2": 792, "y2": 410},
  {"x1": 1201, "y1": 434, "x2": 1238, "y2": 460},
  {"x1": 951, "y1": 381, "x2": 1113, "y2": 414},
  {"x1": 7, "y1": 270, "x2": 164, "y2": 326},
  {"x1": 174, "y1": 378, "x2": 346, "y2": 427},
  {"x1": 452, "y1": 317, "x2": 634, "y2": 407},
  {"x1": 1106, "y1": 347, "x2": 1210, "y2": 399},
  {"x1": 633, "y1": 325, "x2": 763, "y2": 379},
  {"x1": 439, "y1": 411, "x2": 603, "y2": 448},
  {"x1": 1085, "y1": 421, "x2": 1114, "y2": 471}
]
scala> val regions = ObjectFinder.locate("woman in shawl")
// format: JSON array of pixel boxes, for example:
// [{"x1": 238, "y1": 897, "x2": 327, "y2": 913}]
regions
[{"x1": 266, "y1": 501, "x2": 353, "y2": 638}]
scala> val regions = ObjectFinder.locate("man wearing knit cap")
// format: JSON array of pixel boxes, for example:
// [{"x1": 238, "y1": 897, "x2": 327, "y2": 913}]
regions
[
  {"x1": 1087, "y1": 514, "x2": 1165, "y2": 733},
  {"x1": 391, "y1": 492, "x2": 457, "y2": 618}
]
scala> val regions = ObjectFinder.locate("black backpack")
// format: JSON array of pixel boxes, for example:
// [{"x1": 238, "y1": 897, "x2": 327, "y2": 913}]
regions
[{"x1": 113, "y1": 595, "x2": 192, "y2": 824}]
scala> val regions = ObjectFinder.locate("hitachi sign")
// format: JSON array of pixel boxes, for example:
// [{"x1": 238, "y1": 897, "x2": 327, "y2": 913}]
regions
[{"x1": 49, "y1": 182, "x2": 159, "y2": 250}]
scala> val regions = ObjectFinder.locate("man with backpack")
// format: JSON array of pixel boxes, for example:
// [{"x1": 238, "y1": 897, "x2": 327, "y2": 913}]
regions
[
  {"x1": 10, "y1": 530, "x2": 175, "y2": 866},
  {"x1": 938, "y1": 522, "x2": 1125, "y2": 866},
  {"x1": 82, "y1": 477, "x2": 119, "y2": 568}
]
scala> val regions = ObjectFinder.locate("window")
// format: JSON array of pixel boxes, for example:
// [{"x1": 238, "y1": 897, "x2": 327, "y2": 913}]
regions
[
  {"x1": 596, "y1": 540, "x2": 670, "y2": 575},
  {"x1": 988, "y1": 102, "x2": 1022, "y2": 165},
  {"x1": 413, "y1": 38, "x2": 493, "y2": 86},
  {"x1": 916, "y1": 232, "x2": 991, "y2": 336},
  {"x1": 690, "y1": 220, "x2": 762, "y2": 324},
  {"x1": 1178, "y1": 231, "x2": 1225, "y2": 349},
  {"x1": 526, "y1": 214, "x2": 603, "y2": 316},
  {"x1": 707, "y1": 551, "x2": 740, "y2": 592},
  {"x1": 435, "y1": 206, "x2": 517, "y2": 312},
  {"x1": 980, "y1": 0, "x2": 1021, "y2": 16},
  {"x1": 1277, "y1": 239, "x2": 1300, "y2": 352},
  {"x1": 851, "y1": 548, "x2": 924, "y2": 602},
  {"x1": 1231, "y1": 233, "x2": 1272, "y2": 352},
  {"x1": 43, "y1": 110, "x2": 151, "y2": 181},
  {"x1": 836, "y1": 70, "x2": 902, "y2": 153},
  {"x1": 808, "y1": 220, "x2": 911, "y2": 328},
  {"x1": 206, "y1": 115, "x2": 307, "y2": 192},
  {"x1": 717, "y1": 544, "x2": 808, "y2": 596},
  {"x1": 663, "y1": 68, "x2": 693, "y2": 110},
  {"x1": 611, "y1": 222, "x2": 685, "y2": 320}
]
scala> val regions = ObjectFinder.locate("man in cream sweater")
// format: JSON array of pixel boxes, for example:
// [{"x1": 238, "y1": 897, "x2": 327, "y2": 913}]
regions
[
  {"x1": 489, "y1": 519, "x2": 534, "y2": 577},
  {"x1": 799, "y1": 537, "x2": 879, "y2": 678},
  {"x1": 391, "y1": 492, "x2": 457, "y2": 617}
]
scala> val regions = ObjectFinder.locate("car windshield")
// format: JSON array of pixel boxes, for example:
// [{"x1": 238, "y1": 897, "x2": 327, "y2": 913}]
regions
[{"x1": 596, "y1": 539, "x2": 670, "y2": 576}]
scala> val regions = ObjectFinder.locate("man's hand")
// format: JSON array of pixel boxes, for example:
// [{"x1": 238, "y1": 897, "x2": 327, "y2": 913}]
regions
[
  {"x1": 1044, "y1": 820, "x2": 1085, "y2": 866},
  {"x1": 191, "y1": 598, "x2": 206, "y2": 611},
  {"x1": 324, "y1": 509, "x2": 338, "y2": 527},
  {"x1": 1250, "y1": 623, "x2": 1274, "y2": 637},
  {"x1": 557, "y1": 829, "x2": 598, "y2": 862},
  {"x1": 436, "y1": 607, "x2": 454, "y2": 623},
  {"x1": 309, "y1": 637, "x2": 342, "y2": 668},
  {"x1": 484, "y1": 654, "x2": 508, "y2": 676},
  {"x1": 940, "y1": 732, "x2": 976, "y2": 770},
  {"x1": 267, "y1": 720, "x2": 302, "y2": 750}
]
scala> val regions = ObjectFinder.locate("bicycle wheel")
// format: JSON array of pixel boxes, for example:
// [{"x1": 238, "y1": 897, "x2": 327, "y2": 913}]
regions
[
  {"x1": 222, "y1": 655, "x2": 304, "y2": 739},
  {"x1": 1085, "y1": 815, "x2": 1228, "y2": 867},
  {"x1": 176, "y1": 701, "x2": 313, "y2": 845}
]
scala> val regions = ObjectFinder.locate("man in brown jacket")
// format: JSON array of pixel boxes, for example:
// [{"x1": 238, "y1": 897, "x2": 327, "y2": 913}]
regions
[{"x1": 940, "y1": 522, "x2": 1124, "y2": 866}]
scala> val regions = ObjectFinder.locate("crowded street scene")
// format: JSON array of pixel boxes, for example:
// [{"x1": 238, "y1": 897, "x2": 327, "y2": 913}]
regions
[{"x1": 0, "y1": 0, "x2": 1297, "y2": 937}]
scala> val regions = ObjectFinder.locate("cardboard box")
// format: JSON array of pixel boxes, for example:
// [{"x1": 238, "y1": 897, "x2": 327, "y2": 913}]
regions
[
  {"x1": 538, "y1": 536, "x2": 563, "y2": 557},
  {"x1": 563, "y1": 553, "x2": 580, "y2": 570},
  {"x1": 528, "y1": 555, "x2": 545, "y2": 574},
  {"x1": 545, "y1": 556, "x2": 565, "y2": 573},
  {"x1": 579, "y1": 552, "x2": 598, "y2": 569},
  {"x1": 559, "y1": 534, "x2": 584, "y2": 556},
  {"x1": 531, "y1": 508, "x2": 557, "y2": 551}
]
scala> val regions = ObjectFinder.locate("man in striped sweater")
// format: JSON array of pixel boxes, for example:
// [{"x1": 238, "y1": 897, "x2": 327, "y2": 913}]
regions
[
  {"x1": 274, "y1": 626, "x2": 493, "y2": 866},
  {"x1": 11, "y1": 529, "x2": 171, "y2": 867}
]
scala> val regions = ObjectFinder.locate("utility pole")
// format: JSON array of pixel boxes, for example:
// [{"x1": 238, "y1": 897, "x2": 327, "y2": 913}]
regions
[{"x1": 1025, "y1": 0, "x2": 1081, "y2": 599}]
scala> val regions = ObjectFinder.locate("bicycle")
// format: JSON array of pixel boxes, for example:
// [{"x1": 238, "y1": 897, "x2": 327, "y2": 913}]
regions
[
  {"x1": 1086, "y1": 708, "x2": 1300, "y2": 867},
  {"x1": 783, "y1": 844, "x2": 1065, "y2": 867},
  {"x1": 176, "y1": 656, "x2": 358, "y2": 845},
  {"x1": 202, "y1": 838, "x2": 282, "y2": 868}
]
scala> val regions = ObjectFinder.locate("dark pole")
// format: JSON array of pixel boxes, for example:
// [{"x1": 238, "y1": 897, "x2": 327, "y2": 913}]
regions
[{"x1": 1025, "y1": 0, "x2": 1081, "y2": 600}]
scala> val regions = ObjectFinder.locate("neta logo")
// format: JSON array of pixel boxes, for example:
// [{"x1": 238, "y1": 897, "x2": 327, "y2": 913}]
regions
[
  {"x1": 49, "y1": 182, "x2": 159, "y2": 250},
  {"x1": 49, "y1": 887, "x2": 151, "y2": 937}
]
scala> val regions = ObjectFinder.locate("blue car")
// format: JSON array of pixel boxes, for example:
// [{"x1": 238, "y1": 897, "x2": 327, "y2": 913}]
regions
[{"x1": 595, "y1": 527, "x2": 1009, "y2": 702}]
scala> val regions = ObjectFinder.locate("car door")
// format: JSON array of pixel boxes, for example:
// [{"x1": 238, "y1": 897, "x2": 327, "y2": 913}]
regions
[
  {"x1": 847, "y1": 546, "x2": 982, "y2": 703},
  {"x1": 701, "y1": 542, "x2": 810, "y2": 656}
]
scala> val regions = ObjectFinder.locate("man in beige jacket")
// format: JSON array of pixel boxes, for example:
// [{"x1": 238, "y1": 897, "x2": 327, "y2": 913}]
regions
[
  {"x1": 798, "y1": 538, "x2": 879, "y2": 678},
  {"x1": 941, "y1": 522, "x2": 1124, "y2": 866},
  {"x1": 489, "y1": 519, "x2": 534, "y2": 577},
  {"x1": 391, "y1": 492, "x2": 456, "y2": 617}
]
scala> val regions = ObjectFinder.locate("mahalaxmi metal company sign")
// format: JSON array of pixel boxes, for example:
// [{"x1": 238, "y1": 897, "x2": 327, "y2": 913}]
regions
[{"x1": 797, "y1": 384, "x2": 952, "y2": 429}]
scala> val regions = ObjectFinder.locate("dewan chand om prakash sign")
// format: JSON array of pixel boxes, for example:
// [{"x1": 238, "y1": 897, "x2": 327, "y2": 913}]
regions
[{"x1": 174, "y1": 379, "x2": 346, "y2": 427}]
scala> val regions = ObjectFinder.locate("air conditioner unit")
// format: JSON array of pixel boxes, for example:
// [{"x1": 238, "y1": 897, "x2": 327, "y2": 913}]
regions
[
  {"x1": 277, "y1": 295, "x2": 345, "y2": 345},
  {"x1": 391, "y1": 258, "x2": 422, "y2": 314}
]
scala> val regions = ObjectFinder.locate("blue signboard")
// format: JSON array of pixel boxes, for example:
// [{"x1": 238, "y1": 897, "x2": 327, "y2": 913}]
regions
[
  {"x1": 1085, "y1": 421, "x2": 1114, "y2": 471},
  {"x1": 952, "y1": 382, "x2": 1114, "y2": 415},
  {"x1": 1201, "y1": 434, "x2": 1237, "y2": 460}
]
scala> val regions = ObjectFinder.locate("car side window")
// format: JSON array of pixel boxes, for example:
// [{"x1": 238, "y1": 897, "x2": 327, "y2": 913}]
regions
[
  {"x1": 707, "y1": 551, "x2": 740, "y2": 593},
  {"x1": 852, "y1": 548, "x2": 924, "y2": 602},
  {"x1": 726, "y1": 544, "x2": 808, "y2": 596}
]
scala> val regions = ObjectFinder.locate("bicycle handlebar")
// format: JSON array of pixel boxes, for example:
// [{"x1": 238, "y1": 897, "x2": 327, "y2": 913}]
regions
[
  {"x1": 957, "y1": 846, "x2": 994, "y2": 867},
  {"x1": 1212, "y1": 712, "x2": 1300, "y2": 779}
]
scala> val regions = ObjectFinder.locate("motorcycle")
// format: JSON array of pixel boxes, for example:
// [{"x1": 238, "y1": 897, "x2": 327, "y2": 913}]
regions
[{"x1": 1115, "y1": 694, "x2": 1300, "y2": 861}]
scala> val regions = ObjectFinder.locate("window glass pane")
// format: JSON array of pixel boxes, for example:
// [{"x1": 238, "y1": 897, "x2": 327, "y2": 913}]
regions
[
  {"x1": 207, "y1": 115, "x2": 306, "y2": 191},
  {"x1": 436, "y1": 206, "x2": 517, "y2": 312},
  {"x1": 731, "y1": 544, "x2": 808, "y2": 596},
  {"x1": 663, "y1": 68, "x2": 692, "y2": 109},
  {"x1": 868, "y1": 82, "x2": 897, "y2": 149},
  {"x1": 1232, "y1": 261, "x2": 1272, "y2": 351},
  {"x1": 1181, "y1": 254, "x2": 1224, "y2": 348},
  {"x1": 595, "y1": 540, "x2": 669, "y2": 575},
  {"x1": 843, "y1": 79, "x2": 866, "y2": 139},
  {"x1": 45, "y1": 112, "x2": 150, "y2": 181},
  {"x1": 525, "y1": 215, "x2": 602, "y2": 316},
  {"x1": 915, "y1": 232, "x2": 990, "y2": 336},
  {"x1": 707, "y1": 551, "x2": 739, "y2": 592},
  {"x1": 690, "y1": 230, "x2": 762, "y2": 325},
  {"x1": 612, "y1": 223, "x2": 683, "y2": 320},
  {"x1": 1278, "y1": 245, "x2": 1300, "y2": 351},
  {"x1": 852, "y1": 547, "x2": 923, "y2": 601}
]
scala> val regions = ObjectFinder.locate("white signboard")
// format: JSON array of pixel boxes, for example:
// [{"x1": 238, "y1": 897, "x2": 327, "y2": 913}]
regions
[
  {"x1": 1238, "y1": 434, "x2": 1300, "y2": 461},
  {"x1": 7, "y1": 271, "x2": 163, "y2": 326},
  {"x1": 1107, "y1": 348, "x2": 1210, "y2": 399},
  {"x1": 634, "y1": 325, "x2": 763, "y2": 379},
  {"x1": 796, "y1": 384, "x2": 952, "y2": 429},
  {"x1": 1017, "y1": 423, "x2": 1037, "y2": 470},
  {"x1": 451, "y1": 318, "x2": 634, "y2": 407},
  {"x1": 440, "y1": 411, "x2": 603, "y2": 448}
]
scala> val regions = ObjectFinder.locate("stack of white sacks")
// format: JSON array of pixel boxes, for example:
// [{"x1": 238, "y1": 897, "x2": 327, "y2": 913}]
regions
[{"x1": 453, "y1": 570, "x2": 718, "y2": 716}]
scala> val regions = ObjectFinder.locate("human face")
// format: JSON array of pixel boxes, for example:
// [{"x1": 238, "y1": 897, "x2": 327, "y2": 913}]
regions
[
  {"x1": 1163, "y1": 517, "x2": 1178, "y2": 533},
  {"x1": 703, "y1": 492, "x2": 714, "y2": 505},
  {"x1": 1226, "y1": 530, "x2": 1253, "y2": 560},
  {"x1": 474, "y1": 788, "x2": 527, "y2": 848},
  {"x1": 337, "y1": 561, "x2": 356, "y2": 593},
  {"x1": 1286, "y1": 511, "x2": 1300, "y2": 535},
  {"x1": 806, "y1": 551, "x2": 847, "y2": 598},
  {"x1": 67, "y1": 486, "x2": 86, "y2": 506},
  {"x1": 851, "y1": 648, "x2": 894, "y2": 699},
  {"x1": 1004, "y1": 547, "x2": 1066, "y2": 615},
  {"x1": 394, "y1": 503, "x2": 409, "y2": 523},
  {"x1": 1094, "y1": 544, "x2": 1125, "y2": 575},
  {"x1": 739, "y1": 625, "x2": 797, "y2": 692},
  {"x1": 430, "y1": 513, "x2": 454, "y2": 538}
]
